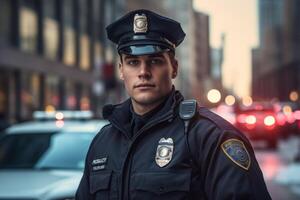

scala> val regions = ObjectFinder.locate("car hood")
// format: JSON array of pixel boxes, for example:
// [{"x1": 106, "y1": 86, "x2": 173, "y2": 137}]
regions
[{"x1": 0, "y1": 169, "x2": 82, "y2": 199}]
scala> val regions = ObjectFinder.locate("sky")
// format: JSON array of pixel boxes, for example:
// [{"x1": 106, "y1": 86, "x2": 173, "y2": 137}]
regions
[{"x1": 193, "y1": 0, "x2": 258, "y2": 98}]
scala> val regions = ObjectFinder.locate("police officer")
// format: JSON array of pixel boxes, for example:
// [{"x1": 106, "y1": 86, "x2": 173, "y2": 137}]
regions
[{"x1": 76, "y1": 9, "x2": 272, "y2": 200}]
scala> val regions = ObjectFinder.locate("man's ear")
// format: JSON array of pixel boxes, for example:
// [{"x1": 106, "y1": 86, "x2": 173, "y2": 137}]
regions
[
  {"x1": 171, "y1": 58, "x2": 178, "y2": 79},
  {"x1": 119, "y1": 62, "x2": 124, "y2": 80}
]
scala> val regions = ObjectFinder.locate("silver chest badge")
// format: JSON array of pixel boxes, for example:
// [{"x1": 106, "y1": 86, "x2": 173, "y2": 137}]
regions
[
  {"x1": 155, "y1": 138, "x2": 174, "y2": 167},
  {"x1": 133, "y1": 13, "x2": 148, "y2": 33}
]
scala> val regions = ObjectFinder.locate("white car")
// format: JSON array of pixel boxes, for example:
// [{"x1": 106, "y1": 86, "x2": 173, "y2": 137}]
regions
[{"x1": 0, "y1": 112, "x2": 108, "y2": 200}]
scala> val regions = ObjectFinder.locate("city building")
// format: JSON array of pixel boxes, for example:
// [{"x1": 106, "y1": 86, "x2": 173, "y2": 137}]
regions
[
  {"x1": 0, "y1": 0, "x2": 122, "y2": 124},
  {"x1": 258, "y1": 0, "x2": 283, "y2": 46},
  {"x1": 192, "y1": 11, "x2": 211, "y2": 104},
  {"x1": 252, "y1": 0, "x2": 300, "y2": 101},
  {"x1": 164, "y1": 0, "x2": 196, "y2": 99}
]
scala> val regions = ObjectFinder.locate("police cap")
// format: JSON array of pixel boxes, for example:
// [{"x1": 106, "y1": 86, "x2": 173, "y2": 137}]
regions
[{"x1": 106, "y1": 9, "x2": 186, "y2": 56}]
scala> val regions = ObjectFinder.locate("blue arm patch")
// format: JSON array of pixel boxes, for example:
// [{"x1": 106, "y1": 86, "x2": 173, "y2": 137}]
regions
[{"x1": 221, "y1": 139, "x2": 251, "y2": 170}]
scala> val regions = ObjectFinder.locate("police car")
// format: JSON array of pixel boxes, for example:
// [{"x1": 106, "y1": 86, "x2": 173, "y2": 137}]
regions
[
  {"x1": 0, "y1": 111, "x2": 108, "y2": 200},
  {"x1": 235, "y1": 102, "x2": 279, "y2": 148}
]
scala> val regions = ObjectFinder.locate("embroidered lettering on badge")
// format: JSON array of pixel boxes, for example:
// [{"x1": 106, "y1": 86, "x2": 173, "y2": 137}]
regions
[
  {"x1": 92, "y1": 157, "x2": 107, "y2": 171},
  {"x1": 93, "y1": 165, "x2": 105, "y2": 171},
  {"x1": 221, "y1": 139, "x2": 251, "y2": 170},
  {"x1": 155, "y1": 138, "x2": 174, "y2": 167},
  {"x1": 92, "y1": 157, "x2": 107, "y2": 165}
]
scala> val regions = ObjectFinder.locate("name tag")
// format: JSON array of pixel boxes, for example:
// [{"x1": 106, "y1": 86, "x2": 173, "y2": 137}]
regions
[
  {"x1": 92, "y1": 157, "x2": 107, "y2": 165},
  {"x1": 93, "y1": 165, "x2": 105, "y2": 171},
  {"x1": 92, "y1": 157, "x2": 108, "y2": 171}
]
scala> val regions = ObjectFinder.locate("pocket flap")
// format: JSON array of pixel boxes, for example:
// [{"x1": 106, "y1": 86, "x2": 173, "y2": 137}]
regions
[
  {"x1": 89, "y1": 170, "x2": 112, "y2": 194},
  {"x1": 132, "y1": 170, "x2": 191, "y2": 195}
]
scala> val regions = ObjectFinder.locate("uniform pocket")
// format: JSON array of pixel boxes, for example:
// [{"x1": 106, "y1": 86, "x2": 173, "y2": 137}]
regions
[
  {"x1": 89, "y1": 170, "x2": 119, "y2": 200},
  {"x1": 131, "y1": 170, "x2": 191, "y2": 200}
]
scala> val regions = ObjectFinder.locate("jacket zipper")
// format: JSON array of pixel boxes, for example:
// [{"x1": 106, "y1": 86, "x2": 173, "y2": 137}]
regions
[{"x1": 120, "y1": 112, "x2": 174, "y2": 200}]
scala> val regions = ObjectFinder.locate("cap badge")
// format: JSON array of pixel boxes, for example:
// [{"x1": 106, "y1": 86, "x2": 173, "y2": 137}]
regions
[
  {"x1": 155, "y1": 138, "x2": 174, "y2": 167},
  {"x1": 133, "y1": 13, "x2": 148, "y2": 33}
]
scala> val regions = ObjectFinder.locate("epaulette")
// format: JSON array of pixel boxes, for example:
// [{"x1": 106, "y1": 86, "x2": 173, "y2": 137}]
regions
[
  {"x1": 197, "y1": 107, "x2": 250, "y2": 142},
  {"x1": 197, "y1": 107, "x2": 237, "y2": 132}
]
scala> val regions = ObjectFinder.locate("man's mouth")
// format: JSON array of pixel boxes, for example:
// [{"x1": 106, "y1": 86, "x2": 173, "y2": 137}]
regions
[{"x1": 134, "y1": 84, "x2": 155, "y2": 89}]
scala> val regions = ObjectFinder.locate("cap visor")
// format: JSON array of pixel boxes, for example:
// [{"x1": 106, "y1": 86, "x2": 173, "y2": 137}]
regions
[{"x1": 119, "y1": 45, "x2": 170, "y2": 56}]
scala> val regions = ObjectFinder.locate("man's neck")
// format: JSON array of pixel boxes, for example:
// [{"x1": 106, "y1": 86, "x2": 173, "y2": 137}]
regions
[{"x1": 131, "y1": 98, "x2": 165, "y2": 116}]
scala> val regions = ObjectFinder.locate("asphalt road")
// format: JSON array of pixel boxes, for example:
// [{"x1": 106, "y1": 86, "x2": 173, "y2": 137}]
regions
[{"x1": 254, "y1": 139, "x2": 300, "y2": 200}]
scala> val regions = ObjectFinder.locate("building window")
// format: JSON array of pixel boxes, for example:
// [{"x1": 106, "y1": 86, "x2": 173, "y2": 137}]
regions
[
  {"x1": 65, "y1": 80, "x2": 76, "y2": 110},
  {"x1": 44, "y1": 18, "x2": 59, "y2": 60},
  {"x1": 79, "y1": 0, "x2": 90, "y2": 70},
  {"x1": 80, "y1": 34, "x2": 90, "y2": 70},
  {"x1": 19, "y1": 72, "x2": 39, "y2": 120},
  {"x1": 45, "y1": 75, "x2": 59, "y2": 109},
  {"x1": 63, "y1": 0, "x2": 75, "y2": 66},
  {"x1": 80, "y1": 86, "x2": 90, "y2": 110},
  {"x1": 64, "y1": 27, "x2": 76, "y2": 66},
  {"x1": 94, "y1": 41, "x2": 104, "y2": 67},
  {"x1": 0, "y1": 0, "x2": 11, "y2": 45},
  {"x1": 0, "y1": 70, "x2": 8, "y2": 116},
  {"x1": 44, "y1": 0, "x2": 58, "y2": 60},
  {"x1": 30, "y1": 73, "x2": 40, "y2": 111},
  {"x1": 20, "y1": 7, "x2": 37, "y2": 53}
]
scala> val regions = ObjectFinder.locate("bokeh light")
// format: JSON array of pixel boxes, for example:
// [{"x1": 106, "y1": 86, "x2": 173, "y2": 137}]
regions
[
  {"x1": 225, "y1": 95, "x2": 236, "y2": 106},
  {"x1": 289, "y1": 91, "x2": 299, "y2": 102},
  {"x1": 242, "y1": 96, "x2": 253, "y2": 107},
  {"x1": 207, "y1": 89, "x2": 221, "y2": 103}
]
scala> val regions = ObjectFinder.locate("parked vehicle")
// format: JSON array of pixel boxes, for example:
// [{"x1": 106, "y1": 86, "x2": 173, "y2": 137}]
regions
[
  {"x1": 0, "y1": 111, "x2": 108, "y2": 200},
  {"x1": 235, "y1": 102, "x2": 279, "y2": 148},
  {"x1": 274, "y1": 101, "x2": 300, "y2": 138}
]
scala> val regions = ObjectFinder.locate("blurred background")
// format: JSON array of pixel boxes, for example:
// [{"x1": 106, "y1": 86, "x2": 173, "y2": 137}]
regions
[{"x1": 0, "y1": 0, "x2": 300, "y2": 199}]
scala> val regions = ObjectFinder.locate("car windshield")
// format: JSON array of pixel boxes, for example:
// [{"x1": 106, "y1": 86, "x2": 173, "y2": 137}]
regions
[{"x1": 0, "y1": 132, "x2": 94, "y2": 170}]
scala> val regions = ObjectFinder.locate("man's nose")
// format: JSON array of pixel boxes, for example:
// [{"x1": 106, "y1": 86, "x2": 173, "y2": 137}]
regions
[{"x1": 138, "y1": 62, "x2": 151, "y2": 79}]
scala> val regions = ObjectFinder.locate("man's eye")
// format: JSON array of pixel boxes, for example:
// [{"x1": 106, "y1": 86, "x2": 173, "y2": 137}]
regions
[
  {"x1": 150, "y1": 59, "x2": 163, "y2": 65},
  {"x1": 127, "y1": 60, "x2": 139, "y2": 66}
]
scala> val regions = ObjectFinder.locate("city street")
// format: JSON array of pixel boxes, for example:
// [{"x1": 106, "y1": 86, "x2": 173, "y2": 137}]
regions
[
  {"x1": 254, "y1": 137, "x2": 300, "y2": 200},
  {"x1": 0, "y1": 0, "x2": 300, "y2": 199}
]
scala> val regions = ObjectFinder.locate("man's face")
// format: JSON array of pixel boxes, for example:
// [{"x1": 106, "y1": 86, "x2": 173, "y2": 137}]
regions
[{"x1": 119, "y1": 52, "x2": 178, "y2": 107}]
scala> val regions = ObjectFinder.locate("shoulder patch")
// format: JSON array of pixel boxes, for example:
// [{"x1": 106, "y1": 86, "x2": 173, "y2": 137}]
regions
[{"x1": 221, "y1": 139, "x2": 251, "y2": 170}]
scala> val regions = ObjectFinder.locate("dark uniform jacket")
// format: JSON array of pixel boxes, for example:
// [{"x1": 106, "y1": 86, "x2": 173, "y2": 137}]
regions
[{"x1": 76, "y1": 90, "x2": 272, "y2": 200}]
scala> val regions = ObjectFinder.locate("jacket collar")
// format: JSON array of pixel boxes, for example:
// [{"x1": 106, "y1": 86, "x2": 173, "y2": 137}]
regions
[{"x1": 102, "y1": 88, "x2": 184, "y2": 136}]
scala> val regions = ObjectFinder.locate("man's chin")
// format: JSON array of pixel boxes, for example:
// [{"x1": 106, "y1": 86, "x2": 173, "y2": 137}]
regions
[{"x1": 132, "y1": 94, "x2": 163, "y2": 106}]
